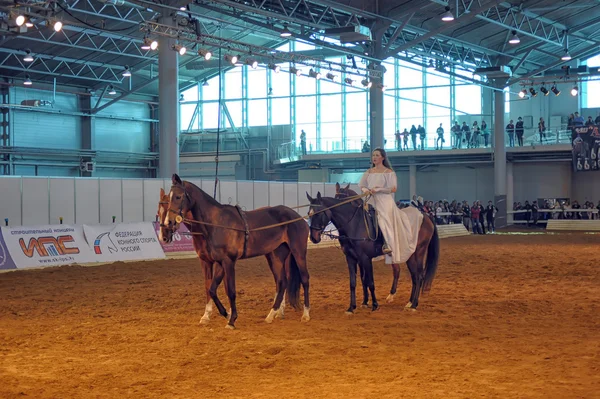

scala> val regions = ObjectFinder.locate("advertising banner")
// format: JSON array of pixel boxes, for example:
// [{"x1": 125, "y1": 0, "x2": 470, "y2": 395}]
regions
[
  {"x1": 83, "y1": 222, "x2": 165, "y2": 262},
  {"x1": 0, "y1": 228, "x2": 17, "y2": 270},
  {"x1": 1, "y1": 225, "x2": 95, "y2": 269},
  {"x1": 571, "y1": 125, "x2": 600, "y2": 172},
  {"x1": 152, "y1": 222, "x2": 196, "y2": 253}
]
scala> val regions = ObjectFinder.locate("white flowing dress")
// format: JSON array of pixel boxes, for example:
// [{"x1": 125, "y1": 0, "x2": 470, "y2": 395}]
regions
[{"x1": 359, "y1": 169, "x2": 423, "y2": 264}]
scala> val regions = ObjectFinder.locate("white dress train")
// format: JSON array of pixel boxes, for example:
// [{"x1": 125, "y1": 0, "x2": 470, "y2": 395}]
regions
[{"x1": 359, "y1": 169, "x2": 423, "y2": 264}]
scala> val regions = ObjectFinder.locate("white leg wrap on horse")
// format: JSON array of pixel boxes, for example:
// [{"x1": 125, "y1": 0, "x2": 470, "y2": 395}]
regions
[
  {"x1": 276, "y1": 297, "x2": 285, "y2": 318},
  {"x1": 265, "y1": 308, "x2": 277, "y2": 324},
  {"x1": 200, "y1": 300, "x2": 214, "y2": 324},
  {"x1": 301, "y1": 306, "x2": 311, "y2": 322},
  {"x1": 386, "y1": 294, "x2": 395, "y2": 303}
]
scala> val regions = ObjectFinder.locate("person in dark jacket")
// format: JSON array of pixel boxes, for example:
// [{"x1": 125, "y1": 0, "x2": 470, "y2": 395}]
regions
[
  {"x1": 515, "y1": 117, "x2": 524, "y2": 146},
  {"x1": 486, "y1": 201, "x2": 498, "y2": 233},
  {"x1": 506, "y1": 120, "x2": 515, "y2": 147}
]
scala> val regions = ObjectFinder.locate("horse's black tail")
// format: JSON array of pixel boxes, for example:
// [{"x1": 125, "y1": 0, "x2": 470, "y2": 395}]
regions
[
  {"x1": 285, "y1": 254, "x2": 302, "y2": 310},
  {"x1": 422, "y1": 221, "x2": 440, "y2": 294}
]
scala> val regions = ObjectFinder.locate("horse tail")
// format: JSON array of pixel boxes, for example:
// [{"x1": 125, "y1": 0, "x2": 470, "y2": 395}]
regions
[
  {"x1": 422, "y1": 220, "x2": 440, "y2": 293},
  {"x1": 285, "y1": 253, "x2": 302, "y2": 310}
]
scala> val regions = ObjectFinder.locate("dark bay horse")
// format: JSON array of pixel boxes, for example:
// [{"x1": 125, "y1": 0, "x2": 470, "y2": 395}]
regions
[
  {"x1": 307, "y1": 184, "x2": 439, "y2": 313},
  {"x1": 160, "y1": 174, "x2": 311, "y2": 329}
]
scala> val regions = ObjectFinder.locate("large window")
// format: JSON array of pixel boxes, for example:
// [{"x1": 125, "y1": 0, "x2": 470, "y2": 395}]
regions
[
  {"x1": 455, "y1": 69, "x2": 482, "y2": 115},
  {"x1": 584, "y1": 54, "x2": 600, "y2": 108}
]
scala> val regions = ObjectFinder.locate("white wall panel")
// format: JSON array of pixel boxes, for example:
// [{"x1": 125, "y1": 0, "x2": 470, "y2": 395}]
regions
[
  {"x1": 284, "y1": 183, "x2": 298, "y2": 208},
  {"x1": 323, "y1": 183, "x2": 337, "y2": 198},
  {"x1": 0, "y1": 177, "x2": 22, "y2": 226},
  {"x1": 297, "y1": 183, "x2": 312, "y2": 204},
  {"x1": 269, "y1": 182, "x2": 284, "y2": 207},
  {"x1": 513, "y1": 162, "x2": 571, "y2": 203},
  {"x1": 49, "y1": 178, "x2": 75, "y2": 225},
  {"x1": 143, "y1": 179, "x2": 165, "y2": 221},
  {"x1": 219, "y1": 181, "x2": 237, "y2": 206},
  {"x1": 75, "y1": 179, "x2": 99, "y2": 224},
  {"x1": 237, "y1": 181, "x2": 254, "y2": 210},
  {"x1": 122, "y1": 179, "x2": 144, "y2": 222},
  {"x1": 99, "y1": 179, "x2": 122, "y2": 224},
  {"x1": 310, "y1": 182, "x2": 325, "y2": 197},
  {"x1": 22, "y1": 178, "x2": 49, "y2": 226},
  {"x1": 253, "y1": 182, "x2": 269, "y2": 209},
  {"x1": 349, "y1": 184, "x2": 361, "y2": 197}
]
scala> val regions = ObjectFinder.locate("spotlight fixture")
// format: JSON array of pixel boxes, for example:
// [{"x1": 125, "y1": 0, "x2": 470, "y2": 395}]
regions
[
  {"x1": 202, "y1": 78, "x2": 209, "y2": 87},
  {"x1": 172, "y1": 44, "x2": 186, "y2": 55},
  {"x1": 198, "y1": 49, "x2": 211, "y2": 60},
  {"x1": 23, "y1": 50, "x2": 34, "y2": 62},
  {"x1": 326, "y1": 72, "x2": 338, "y2": 82},
  {"x1": 441, "y1": 6, "x2": 454, "y2": 22},
  {"x1": 23, "y1": 74, "x2": 32, "y2": 86},
  {"x1": 508, "y1": 30, "x2": 520, "y2": 44},
  {"x1": 344, "y1": 77, "x2": 355, "y2": 86},
  {"x1": 122, "y1": 65, "x2": 131, "y2": 77},
  {"x1": 361, "y1": 78, "x2": 372, "y2": 88},
  {"x1": 108, "y1": 85, "x2": 116, "y2": 95},
  {"x1": 378, "y1": 84, "x2": 387, "y2": 92},
  {"x1": 529, "y1": 87, "x2": 537, "y2": 97},
  {"x1": 53, "y1": 20, "x2": 63, "y2": 32},
  {"x1": 224, "y1": 54, "x2": 238, "y2": 64},
  {"x1": 150, "y1": 40, "x2": 158, "y2": 50},
  {"x1": 141, "y1": 37, "x2": 157, "y2": 50},
  {"x1": 518, "y1": 89, "x2": 527, "y2": 98},
  {"x1": 540, "y1": 84, "x2": 549, "y2": 96},
  {"x1": 16, "y1": 15, "x2": 25, "y2": 26},
  {"x1": 180, "y1": 6, "x2": 186, "y2": 11},
  {"x1": 179, "y1": 94, "x2": 185, "y2": 102},
  {"x1": 571, "y1": 85, "x2": 578, "y2": 96},
  {"x1": 246, "y1": 58, "x2": 258, "y2": 69},
  {"x1": 280, "y1": 24, "x2": 292, "y2": 38},
  {"x1": 561, "y1": 49, "x2": 572, "y2": 61},
  {"x1": 268, "y1": 63, "x2": 281, "y2": 73},
  {"x1": 551, "y1": 84, "x2": 561, "y2": 96},
  {"x1": 308, "y1": 68, "x2": 321, "y2": 79},
  {"x1": 427, "y1": 59, "x2": 434, "y2": 69},
  {"x1": 290, "y1": 66, "x2": 302, "y2": 76}
]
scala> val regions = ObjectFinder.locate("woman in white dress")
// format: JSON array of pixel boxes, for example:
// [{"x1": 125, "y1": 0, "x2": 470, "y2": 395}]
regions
[{"x1": 358, "y1": 148, "x2": 422, "y2": 265}]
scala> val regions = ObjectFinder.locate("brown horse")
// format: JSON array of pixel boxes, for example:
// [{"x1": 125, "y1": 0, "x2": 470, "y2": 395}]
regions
[
  {"x1": 307, "y1": 183, "x2": 439, "y2": 313},
  {"x1": 160, "y1": 174, "x2": 311, "y2": 329}
]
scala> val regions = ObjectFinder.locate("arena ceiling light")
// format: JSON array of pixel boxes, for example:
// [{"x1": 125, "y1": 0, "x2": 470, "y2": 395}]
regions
[
  {"x1": 344, "y1": 77, "x2": 355, "y2": 86},
  {"x1": 246, "y1": 58, "x2": 258, "y2": 69},
  {"x1": 23, "y1": 50, "x2": 34, "y2": 62},
  {"x1": 540, "y1": 83, "x2": 549, "y2": 96},
  {"x1": 561, "y1": 49, "x2": 572, "y2": 61},
  {"x1": 326, "y1": 72, "x2": 338, "y2": 82},
  {"x1": 441, "y1": 6, "x2": 454, "y2": 22},
  {"x1": 23, "y1": 74, "x2": 32, "y2": 86},
  {"x1": 108, "y1": 85, "x2": 116, "y2": 95},
  {"x1": 172, "y1": 44, "x2": 186, "y2": 55},
  {"x1": 571, "y1": 85, "x2": 578, "y2": 96},
  {"x1": 518, "y1": 88, "x2": 527, "y2": 98},
  {"x1": 508, "y1": 30, "x2": 520, "y2": 45},
  {"x1": 551, "y1": 84, "x2": 561, "y2": 96},
  {"x1": 198, "y1": 49, "x2": 211, "y2": 60},
  {"x1": 361, "y1": 78, "x2": 372, "y2": 88},
  {"x1": 15, "y1": 14, "x2": 33, "y2": 28},
  {"x1": 122, "y1": 65, "x2": 131, "y2": 77},
  {"x1": 53, "y1": 20, "x2": 63, "y2": 32},
  {"x1": 268, "y1": 63, "x2": 281, "y2": 73},
  {"x1": 290, "y1": 66, "x2": 302, "y2": 76},
  {"x1": 529, "y1": 87, "x2": 537, "y2": 97},
  {"x1": 142, "y1": 37, "x2": 158, "y2": 51},
  {"x1": 280, "y1": 24, "x2": 292, "y2": 38},
  {"x1": 224, "y1": 54, "x2": 238, "y2": 64},
  {"x1": 308, "y1": 69, "x2": 321, "y2": 79}
]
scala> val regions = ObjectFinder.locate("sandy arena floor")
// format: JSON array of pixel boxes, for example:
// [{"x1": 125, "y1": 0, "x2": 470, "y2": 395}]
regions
[{"x1": 0, "y1": 232, "x2": 599, "y2": 398}]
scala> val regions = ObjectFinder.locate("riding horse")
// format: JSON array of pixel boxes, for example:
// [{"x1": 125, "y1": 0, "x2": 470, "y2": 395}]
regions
[
  {"x1": 160, "y1": 174, "x2": 311, "y2": 329},
  {"x1": 307, "y1": 184, "x2": 439, "y2": 313}
]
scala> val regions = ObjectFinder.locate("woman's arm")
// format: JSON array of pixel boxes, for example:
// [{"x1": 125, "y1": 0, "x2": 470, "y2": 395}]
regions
[
  {"x1": 373, "y1": 170, "x2": 397, "y2": 194},
  {"x1": 358, "y1": 170, "x2": 371, "y2": 193}
]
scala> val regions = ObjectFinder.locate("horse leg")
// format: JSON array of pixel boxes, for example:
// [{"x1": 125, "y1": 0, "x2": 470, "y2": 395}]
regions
[
  {"x1": 200, "y1": 260, "x2": 218, "y2": 325},
  {"x1": 361, "y1": 256, "x2": 379, "y2": 311},
  {"x1": 265, "y1": 247, "x2": 289, "y2": 324},
  {"x1": 358, "y1": 264, "x2": 369, "y2": 308},
  {"x1": 290, "y1": 248, "x2": 311, "y2": 323},
  {"x1": 344, "y1": 254, "x2": 358, "y2": 314},
  {"x1": 221, "y1": 259, "x2": 238, "y2": 329},
  {"x1": 386, "y1": 263, "x2": 401, "y2": 303},
  {"x1": 405, "y1": 256, "x2": 423, "y2": 311},
  {"x1": 207, "y1": 263, "x2": 228, "y2": 319}
]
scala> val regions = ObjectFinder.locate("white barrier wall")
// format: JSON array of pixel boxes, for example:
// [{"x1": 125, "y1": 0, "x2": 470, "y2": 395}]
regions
[{"x1": 0, "y1": 177, "x2": 355, "y2": 227}]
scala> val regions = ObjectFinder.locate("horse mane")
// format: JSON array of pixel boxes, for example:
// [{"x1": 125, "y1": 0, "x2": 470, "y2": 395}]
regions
[{"x1": 183, "y1": 180, "x2": 222, "y2": 208}]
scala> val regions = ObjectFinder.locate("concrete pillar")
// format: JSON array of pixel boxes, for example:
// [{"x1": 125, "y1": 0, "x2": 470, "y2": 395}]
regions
[
  {"x1": 79, "y1": 94, "x2": 94, "y2": 177},
  {"x1": 158, "y1": 14, "x2": 180, "y2": 178},
  {"x1": 409, "y1": 164, "x2": 417, "y2": 200},
  {"x1": 493, "y1": 88, "x2": 507, "y2": 227},
  {"x1": 369, "y1": 71, "x2": 384, "y2": 151},
  {"x1": 506, "y1": 161, "x2": 514, "y2": 224}
]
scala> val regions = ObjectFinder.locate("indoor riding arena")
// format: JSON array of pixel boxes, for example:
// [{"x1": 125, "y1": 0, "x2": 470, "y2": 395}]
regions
[{"x1": 2, "y1": 0, "x2": 600, "y2": 398}]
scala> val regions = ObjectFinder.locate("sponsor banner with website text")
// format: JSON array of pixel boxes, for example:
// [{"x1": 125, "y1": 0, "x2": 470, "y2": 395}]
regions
[
  {"x1": 1, "y1": 225, "x2": 95, "y2": 269},
  {"x1": 152, "y1": 222, "x2": 195, "y2": 253},
  {"x1": 83, "y1": 222, "x2": 165, "y2": 262},
  {"x1": 0, "y1": 228, "x2": 17, "y2": 270}
]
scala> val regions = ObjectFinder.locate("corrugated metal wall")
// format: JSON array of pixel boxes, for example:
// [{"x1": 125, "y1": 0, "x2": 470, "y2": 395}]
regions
[{"x1": 95, "y1": 99, "x2": 151, "y2": 153}]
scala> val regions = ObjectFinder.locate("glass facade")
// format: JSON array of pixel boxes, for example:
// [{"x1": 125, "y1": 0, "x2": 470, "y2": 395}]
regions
[{"x1": 180, "y1": 43, "x2": 483, "y2": 154}]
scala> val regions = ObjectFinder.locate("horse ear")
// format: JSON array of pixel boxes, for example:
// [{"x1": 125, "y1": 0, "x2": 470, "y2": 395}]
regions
[
  {"x1": 344, "y1": 183, "x2": 350, "y2": 190},
  {"x1": 335, "y1": 182, "x2": 340, "y2": 191},
  {"x1": 160, "y1": 187, "x2": 165, "y2": 197},
  {"x1": 306, "y1": 191, "x2": 313, "y2": 202},
  {"x1": 172, "y1": 173, "x2": 182, "y2": 185},
  {"x1": 317, "y1": 191, "x2": 322, "y2": 200}
]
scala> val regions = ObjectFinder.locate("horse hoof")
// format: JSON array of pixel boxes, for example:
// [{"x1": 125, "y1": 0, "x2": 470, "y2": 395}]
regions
[
  {"x1": 386, "y1": 294, "x2": 395, "y2": 303},
  {"x1": 345, "y1": 310, "x2": 354, "y2": 315},
  {"x1": 301, "y1": 315, "x2": 310, "y2": 323},
  {"x1": 404, "y1": 307, "x2": 417, "y2": 312},
  {"x1": 404, "y1": 302, "x2": 413, "y2": 309},
  {"x1": 372, "y1": 305, "x2": 379, "y2": 312},
  {"x1": 361, "y1": 304, "x2": 369, "y2": 309},
  {"x1": 225, "y1": 324, "x2": 236, "y2": 330},
  {"x1": 199, "y1": 317, "x2": 210, "y2": 325}
]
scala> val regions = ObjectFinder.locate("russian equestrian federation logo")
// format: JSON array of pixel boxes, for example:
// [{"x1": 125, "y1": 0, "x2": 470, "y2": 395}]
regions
[{"x1": 93, "y1": 232, "x2": 118, "y2": 255}]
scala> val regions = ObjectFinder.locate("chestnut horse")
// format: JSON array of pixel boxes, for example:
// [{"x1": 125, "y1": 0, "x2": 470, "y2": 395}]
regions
[
  {"x1": 307, "y1": 183, "x2": 439, "y2": 313},
  {"x1": 160, "y1": 174, "x2": 311, "y2": 329}
]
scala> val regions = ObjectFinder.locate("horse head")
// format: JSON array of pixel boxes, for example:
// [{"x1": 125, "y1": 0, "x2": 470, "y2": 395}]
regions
[
  {"x1": 334, "y1": 182, "x2": 362, "y2": 207},
  {"x1": 306, "y1": 191, "x2": 331, "y2": 244},
  {"x1": 160, "y1": 174, "x2": 193, "y2": 242},
  {"x1": 158, "y1": 186, "x2": 194, "y2": 244}
]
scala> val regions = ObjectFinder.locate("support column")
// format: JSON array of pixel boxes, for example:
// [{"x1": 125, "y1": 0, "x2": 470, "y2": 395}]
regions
[
  {"x1": 409, "y1": 164, "x2": 417, "y2": 200},
  {"x1": 79, "y1": 94, "x2": 94, "y2": 177},
  {"x1": 369, "y1": 29, "x2": 385, "y2": 151},
  {"x1": 493, "y1": 88, "x2": 507, "y2": 227},
  {"x1": 506, "y1": 161, "x2": 514, "y2": 224},
  {"x1": 158, "y1": 14, "x2": 180, "y2": 178}
]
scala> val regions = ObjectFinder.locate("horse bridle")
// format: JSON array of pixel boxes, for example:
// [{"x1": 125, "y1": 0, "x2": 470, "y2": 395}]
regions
[
  {"x1": 160, "y1": 184, "x2": 192, "y2": 230},
  {"x1": 307, "y1": 203, "x2": 331, "y2": 234}
]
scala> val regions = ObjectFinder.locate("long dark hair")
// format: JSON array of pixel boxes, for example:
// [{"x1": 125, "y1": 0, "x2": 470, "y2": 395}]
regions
[{"x1": 372, "y1": 147, "x2": 393, "y2": 170}]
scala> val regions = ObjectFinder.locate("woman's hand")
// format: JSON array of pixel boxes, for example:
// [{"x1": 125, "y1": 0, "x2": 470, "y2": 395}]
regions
[{"x1": 391, "y1": 186, "x2": 397, "y2": 193}]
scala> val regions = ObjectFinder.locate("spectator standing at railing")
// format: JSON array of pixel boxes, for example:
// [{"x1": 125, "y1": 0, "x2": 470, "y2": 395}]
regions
[
  {"x1": 462, "y1": 122, "x2": 471, "y2": 148},
  {"x1": 418, "y1": 124, "x2": 426, "y2": 150},
  {"x1": 572, "y1": 200, "x2": 581, "y2": 219},
  {"x1": 402, "y1": 129, "x2": 409, "y2": 150},
  {"x1": 573, "y1": 112, "x2": 585, "y2": 126},
  {"x1": 452, "y1": 121, "x2": 462, "y2": 149},
  {"x1": 481, "y1": 120, "x2": 490, "y2": 147},
  {"x1": 395, "y1": 130, "x2": 402, "y2": 151},
  {"x1": 410, "y1": 125, "x2": 417, "y2": 150},
  {"x1": 472, "y1": 121, "x2": 481, "y2": 148},
  {"x1": 436, "y1": 123, "x2": 445, "y2": 150},
  {"x1": 538, "y1": 117, "x2": 546, "y2": 144},
  {"x1": 435, "y1": 202, "x2": 444, "y2": 225},
  {"x1": 515, "y1": 117, "x2": 524, "y2": 147},
  {"x1": 486, "y1": 200, "x2": 498, "y2": 233},
  {"x1": 471, "y1": 202, "x2": 483, "y2": 234},
  {"x1": 300, "y1": 130, "x2": 307, "y2": 155},
  {"x1": 524, "y1": 200, "x2": 531, "y2": 226},
  {"x1": 462, "y1": 200, "x2": 471, "y2": 231},
  {"x1": 477, "y1": 200, "x2": 486, "y2": 234},
  {"x1": 586, "y1": 116, "x2": 595, "y2": 127},
  {"x1": 506, "y1": 120, "x2": 515, "y2": 147},
  {"x1": 531, "y1": 200, "x2": 539, "y2": 226}
]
